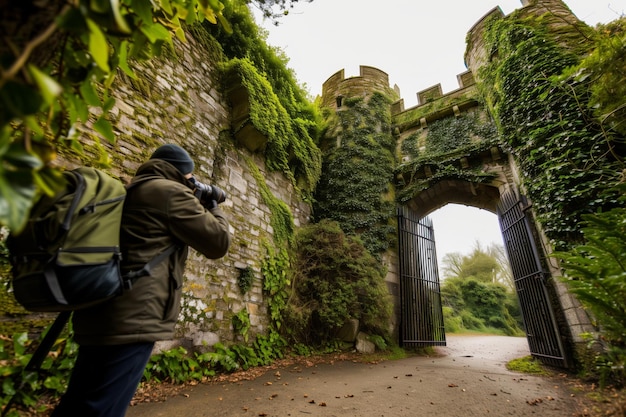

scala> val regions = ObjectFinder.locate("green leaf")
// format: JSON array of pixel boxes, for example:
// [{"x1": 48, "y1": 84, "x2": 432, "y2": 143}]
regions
[
  {"x1": 103, "y1": 96, "x2": 116, "y2": 113},
  {"x1": 86, "y1": 18, "x2": 110, "y2": 72},
  {"x1": 0, "y1": 171, "x2": 37, "y2": 232},
  {"x1": 79, "y1": 80, "x2": 101, "y2": 107},
  {"x1": 117, "y1": 40, "x2": 136, "y2": 78},
  {"x1": 27, "y1": 65, "x2": 62, "y2": 105},
  {"x1": 56, "y1": 7, "x2": 88, "y2": 33},
  {"x1": 160, "y1": 0, "x2": 173, "y2": 15},
  {"x1": 2, "y1": 143, "x2": 44, "y2": 171},
  {"x1": 109, "y1": 0, "x2": 131, "y2": 34},
  {"x1": 131, "y1": 0, "x2": 152, "y2": 24},
  {"x1": 0, "y1": 81, "x2": 43, "y2": 122},
  {"x1": 93, "y1": 117, "x2": 115, "y2": 143},
  {"x1": 140, "y1": 21, "x2": 171, "y2": 44}
]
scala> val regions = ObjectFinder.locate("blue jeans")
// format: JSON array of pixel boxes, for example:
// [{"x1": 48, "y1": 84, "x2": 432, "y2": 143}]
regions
[{"x1": 51, "y1": 342, "x2": 154, "y2": 417}]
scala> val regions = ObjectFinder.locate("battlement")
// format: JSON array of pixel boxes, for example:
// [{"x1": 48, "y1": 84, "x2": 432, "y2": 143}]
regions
[
  {"x1": 321, "y1": 66, "x2": 400, "y2": 109},
  {"x1": 390, "y1": 69, "x2": 476, "y2": 116},
  {"x1": 321, "y1": 0, "x2": 581, "y2": 117}
]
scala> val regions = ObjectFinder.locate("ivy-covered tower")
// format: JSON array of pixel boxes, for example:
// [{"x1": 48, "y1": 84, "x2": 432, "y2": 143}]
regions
[{"x1": 315, "y1": 66, "x2": 400, "y2": 257}]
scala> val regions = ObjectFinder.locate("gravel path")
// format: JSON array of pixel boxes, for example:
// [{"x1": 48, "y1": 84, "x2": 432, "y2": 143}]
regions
[{"x1": 126, "y1": 334, "x2": 588, "y2": 417}]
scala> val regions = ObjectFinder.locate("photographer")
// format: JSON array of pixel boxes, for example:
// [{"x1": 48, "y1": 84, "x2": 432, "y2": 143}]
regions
[{"x1": 52, "y1": 144, "x2": 231, "y2": 417}]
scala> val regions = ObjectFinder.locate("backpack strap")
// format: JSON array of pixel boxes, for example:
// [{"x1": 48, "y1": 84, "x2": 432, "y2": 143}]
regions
[
  {"x1": 121, "y1": 175, "x2": 183, "y2": 289},
  {"x1": 43, "y1": 170, "x2": 88, "y2": 306},
  {"x1": 122, "y1": 244, "x2": 179, "y2": 289},
  {"x1": 44, "y1": 261, "x2": 68, "y2": 306}
]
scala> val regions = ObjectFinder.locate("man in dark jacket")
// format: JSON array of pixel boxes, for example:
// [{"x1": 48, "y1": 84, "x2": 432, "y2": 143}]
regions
[{"x1": 52, "y1": 144, "x2": 230, "y2": 417}]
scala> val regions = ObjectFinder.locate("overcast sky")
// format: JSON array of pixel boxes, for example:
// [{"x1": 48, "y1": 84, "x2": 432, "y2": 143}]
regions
[{"x1": 252, "y1": 0, "x2": 625, "y2": 269}]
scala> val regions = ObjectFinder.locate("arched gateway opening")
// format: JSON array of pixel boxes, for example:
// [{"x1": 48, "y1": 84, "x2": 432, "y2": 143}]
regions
[
  {"x1": 320, "y1": 61, "x2": 596, "y2": 371},
  {"x1": 396, "y1": 178, "x2": 569, "y2": 368}
]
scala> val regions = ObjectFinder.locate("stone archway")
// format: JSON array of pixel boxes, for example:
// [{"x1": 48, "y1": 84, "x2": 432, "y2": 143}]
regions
[{"x1": 396, "y1": 171, "x2": 571, "y2": 368}]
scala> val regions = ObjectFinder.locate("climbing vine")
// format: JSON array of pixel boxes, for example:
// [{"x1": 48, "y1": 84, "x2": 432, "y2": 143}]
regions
[
  {"x1": 208, "y1": 3, "x2": 322, "y2": 201},
  {"x1": 395, "y1": 112, "x2": 500, "y2": 204},
  {"x1": 220, "y1": 57, "x2": 321, "y2": 200},
  {"x1": 245, "y1": 156, "x2": 294, "y2": 246},
  {"x1": 314, "y1": 92, "x2": 396, "y2": 256},
  {"x1": 423, "y1": 112, "x2": 497, "y2": 156},
  {"x1": 477, "y1": 14, "x2": 625, "y2": 250}
]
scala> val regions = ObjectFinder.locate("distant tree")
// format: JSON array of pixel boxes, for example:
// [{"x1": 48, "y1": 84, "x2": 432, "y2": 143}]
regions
[
  {"x1": 440, "y1": 243, "x2": 523, "y2": 335},
  {"x1": 488, "y1": 243, "x2": 514, "y2": 291},
  {"x1": 442, "y1": 241, "x2": 514, "y2": 289},
  {"x1": 442, "y1": 252, "x2": 464, "y2": 278}
]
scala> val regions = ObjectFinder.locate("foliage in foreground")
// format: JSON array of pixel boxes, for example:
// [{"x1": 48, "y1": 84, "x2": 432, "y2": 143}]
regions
[
  {"x1": 553, "y1": 196, "x2": 626, "y2": 388},
  {"x1": 0, "y1": 324, "x2": 288, "y2": 415},
  {"x1": 0, "y1": 0, "x2": 314, "y2": 233}
]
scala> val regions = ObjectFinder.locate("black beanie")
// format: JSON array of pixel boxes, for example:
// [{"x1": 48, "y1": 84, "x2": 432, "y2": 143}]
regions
[{"x1": 150, "y1": 144, "x2": 195, "y2": 175}]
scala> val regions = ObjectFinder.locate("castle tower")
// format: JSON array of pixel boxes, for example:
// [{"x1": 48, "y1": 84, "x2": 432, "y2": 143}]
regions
[
  {"x1": 465, "y1": 0, "x2": 591, "y2": 84},
  {"x1": 321, "y1": 66, "x2": 400, "y2": 110}
]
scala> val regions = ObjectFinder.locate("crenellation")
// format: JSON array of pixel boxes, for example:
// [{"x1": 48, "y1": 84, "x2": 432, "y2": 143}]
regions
[{"x1": 417, "y1": 84, "x2": 443, "y2": 105}]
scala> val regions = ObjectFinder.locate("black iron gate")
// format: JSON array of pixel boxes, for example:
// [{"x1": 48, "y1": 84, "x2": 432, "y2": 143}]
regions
[
  {"x1": 497, "y1": 189, "x2": 568, "y2": 368},
  {"x1": 397, "y1": 207, "x2": 446, "y2": 347}
]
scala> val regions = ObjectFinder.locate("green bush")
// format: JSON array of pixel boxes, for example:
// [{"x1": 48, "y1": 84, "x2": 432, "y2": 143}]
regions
[
  {"x1": 554, "y1": 202, "x2": 626, "y2": 387},
  {"x1": 442, "y1": 306, "x2": 463, "y2": 333},
  {"x1": 286, "y1": 220, "x2": 393, "y2": 346},
  {"x1": 441, "y1": 277, "x2": 522, "y2": 335},
  {"x1": 0, "y1": 326, "x2": 77, "y2": 415}
]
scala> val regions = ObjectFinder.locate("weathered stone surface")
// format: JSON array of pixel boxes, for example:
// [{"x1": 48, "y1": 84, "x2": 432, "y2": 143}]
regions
[
  {"x1": 355, "y1": 332, "x2": 376, "y2": 354},
  {"x1": 336, "y1": 319, "x2": 360, "y2": 343}
]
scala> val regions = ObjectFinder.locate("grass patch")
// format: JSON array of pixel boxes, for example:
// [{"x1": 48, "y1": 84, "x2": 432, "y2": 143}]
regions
[{"x1": 506, "y1": 355, "x2": 552, "y2": 376}]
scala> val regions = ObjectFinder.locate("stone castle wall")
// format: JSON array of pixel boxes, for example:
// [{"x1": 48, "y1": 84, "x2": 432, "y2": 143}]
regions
[{"x1": 83, "y1": 31, "x2": 311, "y2": 351}]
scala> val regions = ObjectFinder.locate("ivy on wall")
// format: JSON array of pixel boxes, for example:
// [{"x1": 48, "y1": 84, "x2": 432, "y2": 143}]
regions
[
  {"x1": 245, "y1": 155, "x2": 294, "y2": 246},
  {"x1": 314, "y1": 93, "x2": 397, "y2": 256},
  {"x1": 478, "y1": 14, "x2": 625, "y2": 250},
  {"x1": 395, "y1": 112, "x2": 499, "y2": 204},
  {"x1": 220, "y1": 57, "x2": 321, "y2": 200},
  {"x1": 424, "y1": 112, "x2": 497, "y2": 156},
  {"x1": 206, "y1": 2, "x2": 322, "y2": 201}
]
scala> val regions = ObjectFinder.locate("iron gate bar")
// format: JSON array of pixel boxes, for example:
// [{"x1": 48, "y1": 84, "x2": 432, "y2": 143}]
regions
[
  {"x1": 497, "y1": 189, "x2": 568, "y2": 368},
  {"x1": 397, "y1": 207, "x2": 446, "y2": 347}
]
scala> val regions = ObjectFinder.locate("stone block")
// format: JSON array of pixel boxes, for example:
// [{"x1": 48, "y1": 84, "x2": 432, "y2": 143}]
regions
[
  {"x1": 355, "y1": 332, "x2": 376, "y2": 354},
  {"x1": 192, "y1": 331, "x2": 220, "y2": 348},
  {"x1": 152, "y1": 339, "x2": 182, "y2": 355},
  {"x1": 336, "y1": 319, "x2": 360, "y2": 342}
]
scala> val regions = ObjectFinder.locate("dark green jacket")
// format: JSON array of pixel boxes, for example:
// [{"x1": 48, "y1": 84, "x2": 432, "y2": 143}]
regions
[{"x1": 73, "y1": 160, "x2": 230, "y2": 345}]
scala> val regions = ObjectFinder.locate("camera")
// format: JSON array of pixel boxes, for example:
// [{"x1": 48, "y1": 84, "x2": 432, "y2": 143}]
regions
[{"x1": 189, "y1": 177, "x2": 227, "y2": 207}]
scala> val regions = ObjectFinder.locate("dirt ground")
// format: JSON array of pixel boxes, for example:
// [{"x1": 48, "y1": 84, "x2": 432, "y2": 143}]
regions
[{"x1": 124, "y1": 334, "x2": 615, "y2": 417}]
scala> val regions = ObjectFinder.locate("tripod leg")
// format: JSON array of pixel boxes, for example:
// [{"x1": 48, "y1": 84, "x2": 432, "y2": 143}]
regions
[{"x1": 1, "y1": 311, "x2": 71, "y2": 417}]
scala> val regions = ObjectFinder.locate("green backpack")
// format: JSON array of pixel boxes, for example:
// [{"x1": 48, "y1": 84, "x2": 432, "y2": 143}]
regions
[{"x1": 7, "y1": 167, "x2": 174, "y2": 312}]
